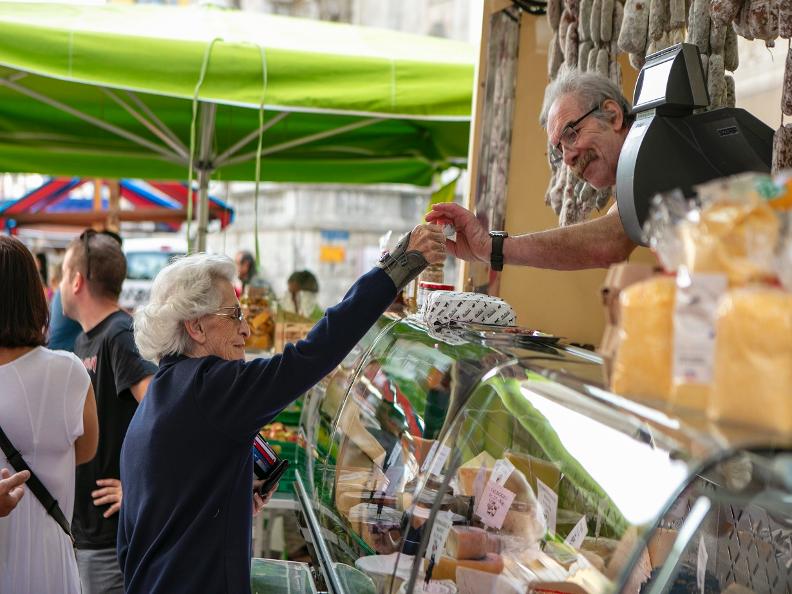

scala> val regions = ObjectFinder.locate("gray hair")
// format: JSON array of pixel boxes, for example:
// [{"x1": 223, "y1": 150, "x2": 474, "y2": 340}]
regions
[
  {"x1": 134, "y1": 253, "x2": 236, "y2": 363},
  {"x1": 539, "y1": 67, "x2": 632, "y2": 129}
]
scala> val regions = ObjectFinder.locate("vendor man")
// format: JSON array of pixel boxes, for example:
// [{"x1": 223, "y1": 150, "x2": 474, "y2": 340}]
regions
[{"x1": 427, "y1": 68, "x2": 637, "y2": 270}]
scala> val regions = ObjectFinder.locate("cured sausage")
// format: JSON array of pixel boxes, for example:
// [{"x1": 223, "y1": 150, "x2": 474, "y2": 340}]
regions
[
  {"x1": 597, "y1": 47, "x2": 610, "y2": 76},
  {"x1": 772, "y1": 125, "x2": 792, "y2": 175},
  {"x1": 725, "y1": 74, "x2": 736, "y2": 108},
  {"x1": 601, "y1": 0, "x2": 615, "y2": 42},
  {"x1": 724, "y1": 26, "x2": 739, "y2": 70},
  {"x1": 549, "y1": 31, "x2": 565, "y2": 78},
  {"x1": 781, "y1": 1, "x2": 792, "y2": 38},
  {"x1": 591, "y1": 0, "x2": 603, "y2": 44},
  {"x1": 707, "y1": 53, "x2": 726, "y2": 109},
  {"x1": 686, "y1": 0, "x2": 711, "y2": 54},
  {"x1": 579, "y1": 0, "x2": 594, "y2": 40},
  {"x1": 669, "y1": 0, "x2": 686, "y2": 28},
  {"x1": 783, "y1": 49, "x2": 792, "y2": 116},
  {"x1": 548, "y1": 0, "x2": 563, "y2": 30},
  {"x1": 618, "y1": 0, "x2": 650, "y2": 54},
  {"x1": 648, "y1": 0, "x2": 669, "y2": 41},
  {"x1": 746, "y1": 0, "x2": 779, "y2": 44},
  {"x1": 709, "y1": 19, "x2": 727, "y2": 53},
  {"x1": 565, "y1": 23, "x2": 580, "y2": 65},
  {"x1": 710, "y1": 0, "x2": 744, "y2": 25},
  {"x1": 588, "y1": 45, "x2": 600, "y2": 71},
  {"x1": 579, "y1": 40, "x2": 595, "y2": 70},
  {"x1": 611, "y1": 1, "x2": 625, "y2": 45},
  {"x1": 732, "y1": 0, "x2": 755, "y2": 39}
]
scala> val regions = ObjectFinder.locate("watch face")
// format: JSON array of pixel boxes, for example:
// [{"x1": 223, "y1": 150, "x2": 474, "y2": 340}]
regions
[{"x1": 490, "y1": 231, "x2": 508, "y2": 238}]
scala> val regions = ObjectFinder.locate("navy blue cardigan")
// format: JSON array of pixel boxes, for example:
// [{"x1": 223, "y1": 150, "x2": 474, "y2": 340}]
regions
[{"x1": 118, "y1": 268, "x2": 395, "y2": 593}]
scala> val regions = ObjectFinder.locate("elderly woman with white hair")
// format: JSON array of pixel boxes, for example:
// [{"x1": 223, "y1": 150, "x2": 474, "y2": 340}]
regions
[{"x1": 116, "y1": 224, "x2": 445, "y2": 594}]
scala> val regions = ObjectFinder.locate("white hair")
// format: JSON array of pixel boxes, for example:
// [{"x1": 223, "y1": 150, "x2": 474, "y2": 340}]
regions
[
  {"x1": 134, "y1": 253, "x2": 236, "y2": 363},
  {"x1": 539, "y1": 66, "x2": 633, "y2": 129}
]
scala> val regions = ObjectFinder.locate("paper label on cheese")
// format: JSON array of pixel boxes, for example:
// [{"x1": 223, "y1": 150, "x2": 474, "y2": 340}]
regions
[
  {"x1": 475, "y1": 481, "x2": 516, "y2": 529},
  {"x1": 673, "y1": 271, "x2": 727, "y2": 385},
  {"x1": 564, "y1": 515, "x2": 588, "y2": 550},
  {"x1": 428, "y1": 444, "x2": 451, "y2": 476},
  {"x1": 536, "y1": 479, "x2": 558, "y2": 535},
  {"x1": 425, "y1": 510, "x2": 454, "y2": 561},
  {"x1": 697, "y1": 535, "x2": 708, "y2": 593},
  {"x1": 421, "y1": 441, "x2": 440, "y2": 472},
  {"x1": 473, "y1": 462, "x2": 487, "y2": 502},
  {"x1": 491, "y1": 458, "x2": 515, "y2": 485}
]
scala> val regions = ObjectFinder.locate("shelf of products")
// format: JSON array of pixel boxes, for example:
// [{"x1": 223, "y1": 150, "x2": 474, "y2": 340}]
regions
[{"x1": 291, "y1": 314, "x2": 792, "y2": 594}]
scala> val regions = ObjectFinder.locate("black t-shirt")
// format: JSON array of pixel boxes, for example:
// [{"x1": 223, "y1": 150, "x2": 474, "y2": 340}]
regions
[{"x1": 73, "y1": 310, "x2": 157, "y2": 549}]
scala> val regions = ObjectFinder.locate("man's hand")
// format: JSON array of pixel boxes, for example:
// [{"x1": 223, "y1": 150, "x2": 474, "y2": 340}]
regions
[
  {"x1": 405, "y1": 224, "x2": 446, "y2": 266},
  {"x1": 0, "y1": 468, "x2": 29, "y2": 517},
  {"x1": 252, "y1": 480, "x2": 278, "y2": 516},
  {"x1": 92, "y1": 478, "x2": 122, "y2": 518},
  {"x1": 425, "y1": 203, "x2": 491, "y2": 263}
]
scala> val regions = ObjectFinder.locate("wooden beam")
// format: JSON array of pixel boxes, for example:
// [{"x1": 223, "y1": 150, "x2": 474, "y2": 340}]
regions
[{"x1": 9, "y1": 209, "x2": 189, "y2": 227}]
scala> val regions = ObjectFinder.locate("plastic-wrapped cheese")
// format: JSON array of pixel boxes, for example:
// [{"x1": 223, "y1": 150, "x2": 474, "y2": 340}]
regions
[
  {"x1": 710, "y1": 288, "x2": 792, "y2": 433},
  {"x1": 610, "y1": 277, "x2": 675, "y2": 401},
  {"x1": 679, "y1": 197, "x2": 780, "y2": 286}
]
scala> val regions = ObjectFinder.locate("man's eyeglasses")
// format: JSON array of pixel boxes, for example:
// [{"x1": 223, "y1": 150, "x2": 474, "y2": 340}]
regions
[
  {"x1": 549, "y1": 105, "x2": 600, "y2": 166},
  {"x1": 78, "y1": 228, "x2": 122, "y2": 281},
  {"x1": 212, "y1": 305, "x2": 245, "y2": 323}
]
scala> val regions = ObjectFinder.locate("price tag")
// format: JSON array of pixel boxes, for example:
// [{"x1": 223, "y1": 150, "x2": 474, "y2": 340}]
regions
[
  {"x1": 564, "y1": 515, "x2": 588, "y2": 550},
  {"x1": 427, "y1": 444, "x2": 451, "y2": 476},
  {"x1": 536, "y1": 479, "x2": 558, "y2": 535},
  {"x1": 474, "y1": 481, "x2": 516, "y2": 530},
  {"x1": 490, "y1": 458, "x2": 515, "y2": 486},
  {"x1": 697, "y1": 535, "x2": 708, "y2": 593},
  {"x1": 473, "y1": 463, "x2": 487, "y2": 502},
  {"x1": 425, "y1": 510, "x2": 454, "y2": 561},
  {"x1": 421, "y1": 441, "x2": 440, "y2": 472}
]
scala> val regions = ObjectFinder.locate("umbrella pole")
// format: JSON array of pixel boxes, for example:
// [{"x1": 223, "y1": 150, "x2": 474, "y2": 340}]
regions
[{"x1": 195, "y1": 102, "x2": 217, "y2": 253}]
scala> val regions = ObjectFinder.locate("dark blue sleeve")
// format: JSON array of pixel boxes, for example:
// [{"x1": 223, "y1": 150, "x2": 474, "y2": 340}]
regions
[{"x1": 193, "y1": 267, "x2": 396, "y2": 443}]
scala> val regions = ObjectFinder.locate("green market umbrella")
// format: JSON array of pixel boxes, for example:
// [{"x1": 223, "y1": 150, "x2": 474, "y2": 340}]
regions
[{"x1": 0, "y1": 2, "x2": 474, "y2": 249}]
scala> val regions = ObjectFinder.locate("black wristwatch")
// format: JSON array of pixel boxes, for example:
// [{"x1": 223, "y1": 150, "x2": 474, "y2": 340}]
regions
[{"x1": 489, "y1": 231, "x2": 508, "y2": 272}]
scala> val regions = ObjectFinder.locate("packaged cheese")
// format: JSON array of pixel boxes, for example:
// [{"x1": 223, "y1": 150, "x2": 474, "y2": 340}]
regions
[
  {"x1": 425, "y1": 553, "x2": 504, "y2": 582},
  {"x1": 610, "y1": 276, "x2": 675, "y2": 401},
  {"x1": 446, "y1": 526, "x2": 488, "y2": 560},
  {"x1": 710, "y1": 287, "x2": 792, "y2": 433},
  {"x1": 679, "y1": 189, "x2": 780, "y2": 286}
]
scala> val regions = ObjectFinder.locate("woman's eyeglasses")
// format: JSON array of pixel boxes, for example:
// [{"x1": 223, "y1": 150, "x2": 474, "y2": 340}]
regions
[
  {"x1": 548, "y1": 105, "x2": 600, "y2": 166},
  {"x1": 212, "y1": 305, "x2": 245, "y2": 323}
]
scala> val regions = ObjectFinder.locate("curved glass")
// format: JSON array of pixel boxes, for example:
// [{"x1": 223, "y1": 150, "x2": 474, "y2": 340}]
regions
[{"x1": 298, "y1": 316, "x2": 792, "y2": 594}]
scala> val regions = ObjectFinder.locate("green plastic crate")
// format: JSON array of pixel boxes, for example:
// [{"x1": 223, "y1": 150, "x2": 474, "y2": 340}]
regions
[{"x1": 268, "y1": 439, "x2": 301, "y2": 494}]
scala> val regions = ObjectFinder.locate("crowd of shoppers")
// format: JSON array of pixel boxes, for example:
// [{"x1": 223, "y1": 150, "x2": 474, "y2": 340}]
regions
[{"x1": 0, "y1": 223, "x2": 445, "y2": 594}]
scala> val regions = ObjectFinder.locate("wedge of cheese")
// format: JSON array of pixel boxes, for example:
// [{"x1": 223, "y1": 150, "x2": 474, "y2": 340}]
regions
[
  {"x1": 446, "y1": 526, "x2": 488, "y2": 560},
  {"x1": 425, "y1": 553, "x2": 504, "y2": 582}
]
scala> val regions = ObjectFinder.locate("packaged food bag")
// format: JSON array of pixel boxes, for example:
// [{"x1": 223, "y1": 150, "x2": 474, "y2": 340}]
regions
[
  {"x1": 610, "y1": 276, "x2": 675, "y2": 401},
  {"x1": 710, "y1": 287, "x2": 792, "y2": 433},
  {"x1": 422, "y1": 291, "x2": 516, "y2": 328}
]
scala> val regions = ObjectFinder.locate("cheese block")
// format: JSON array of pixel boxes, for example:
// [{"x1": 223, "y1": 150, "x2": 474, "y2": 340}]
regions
[
  {"x1": 457, "y1": 453, "x2": 536, "y2": 503},
  {"x1": 679, "y1": 196, "x2": 780, "y2": 286},
  {"x1": 505, "y1": 450, "x2": 561, "y2": 494},
  {"x1": 646, "y1": 528, "x2": 677, "y2": 569},
  {"x1": 501, "y1": 507, "x2": 545, "y2": 542},
  {"x1": 710, "y1": 288, "x2": 792, "y2": 433},
  {"x1": 425, "y1": 553, "x2": 504, "y2": 582},
  {"x1": 455, "y1": 566, "x2": 523, "y2": 594},
  {"x1": 446, "y1": 526, "x2": 488, "y2": 560},
  {"x1": 610, "y1": 276, "x2": 675, "y2": 401}
]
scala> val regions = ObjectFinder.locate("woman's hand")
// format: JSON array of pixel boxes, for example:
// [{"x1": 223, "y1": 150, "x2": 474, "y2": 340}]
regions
[{"x1": 252, "y1": 480, "x2": 279, "y2": 516}]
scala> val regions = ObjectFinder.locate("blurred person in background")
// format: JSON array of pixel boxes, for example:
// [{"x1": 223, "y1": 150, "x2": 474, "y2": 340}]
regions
[
  {"x1": 234, "y1": 249, "x2": 271, "y2": 296},
  {"x1": 60, "y1": 229, "x2": 156, "y2": 594},
  {"x1": 280, "y1": 269, "x2": 323, "y2": 320},
  {"x1": 48, "y1": 261, "x2": 82, "y2": 352},
  {"x1": 118, "y1": 224, "x2": 446, "y2": 594},
  {"x1": 0, "y1": 234, "x2": 98, "y2": 594}
]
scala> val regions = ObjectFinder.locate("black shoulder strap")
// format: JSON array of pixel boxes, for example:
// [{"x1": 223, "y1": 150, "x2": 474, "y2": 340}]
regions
[{"x1": 0, "y1": 424, "x2": 74, "y2": 544}]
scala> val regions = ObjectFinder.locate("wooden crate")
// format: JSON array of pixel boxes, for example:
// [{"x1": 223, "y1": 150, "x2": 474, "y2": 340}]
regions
[{"x1": 274, "y1": 320, "x2": 314, "y2": 353}]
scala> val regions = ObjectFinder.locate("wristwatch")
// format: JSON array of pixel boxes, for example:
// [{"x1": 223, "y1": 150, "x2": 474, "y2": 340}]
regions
[{"x1": 489, "y1": 231, "x2": 508, "y2": 272}]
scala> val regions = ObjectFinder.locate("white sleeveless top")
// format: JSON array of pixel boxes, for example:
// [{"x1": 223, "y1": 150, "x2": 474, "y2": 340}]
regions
[{"x1": 0, "y1": 347, "x2": 90, "y2": 594}]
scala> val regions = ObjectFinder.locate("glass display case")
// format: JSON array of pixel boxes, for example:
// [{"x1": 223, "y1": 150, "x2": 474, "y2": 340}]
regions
[{"x1": 293, "y1": 315, "x2": 792, "y2": 594}]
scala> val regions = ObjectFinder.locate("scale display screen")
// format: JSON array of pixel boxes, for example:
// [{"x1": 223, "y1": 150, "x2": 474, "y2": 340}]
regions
[{"x1": 635, "y1": 58, "x2": 674, "y2": 106}]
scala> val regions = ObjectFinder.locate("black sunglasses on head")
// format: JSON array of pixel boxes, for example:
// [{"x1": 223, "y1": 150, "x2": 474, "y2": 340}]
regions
[{"x1": 78, "y1": 229, "x2": 123, "y2": 281}]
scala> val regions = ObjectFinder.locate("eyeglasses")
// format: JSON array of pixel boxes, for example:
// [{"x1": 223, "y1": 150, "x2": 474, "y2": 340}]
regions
[
  {"x1": 78, "y1": 228, "x2": 122, "y2": 281},
  {"x1": 212, "y1": 305, "x2": 244, "y2": 323},
  {"x1": 549, "y1": 105, "x2": 600, "y2": 166}
]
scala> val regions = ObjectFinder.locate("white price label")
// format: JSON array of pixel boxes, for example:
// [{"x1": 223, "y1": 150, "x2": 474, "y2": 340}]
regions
[
  {"x1": 536, "y1": 479, "x2": 558, "y2": 536},
  {"x1": 473, "y1": 463, "x2": 487, "y2": 502},
  {"x1": 425, "y1": 510, "x2": 454, "y2": 561},
  {"x1": 491, "y1": 458, "x2": 515, "y2": 486},
  {"x1": 564, "y1": 515, "x2": 588, "y2": 550},
  {"x1": 421, "y1": 441, "x2": 440, "y2": 472},
  {"x1": 474, "y1": 481, "x2": 516, "y2": 530},
  {"x1": 428, "y1": 444, "x2": 451, "y2": 476},
  {"x1": 697, "y1": 535, "x2": 708, "y2": 593},
  {"x1": 673, "y1": 272, "x2": 727, "y2": 385}
]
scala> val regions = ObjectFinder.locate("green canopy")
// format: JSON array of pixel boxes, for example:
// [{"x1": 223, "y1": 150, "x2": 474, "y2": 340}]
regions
[{"x1": 0, "y1": 3, "x2": 474, "y2": 246}]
